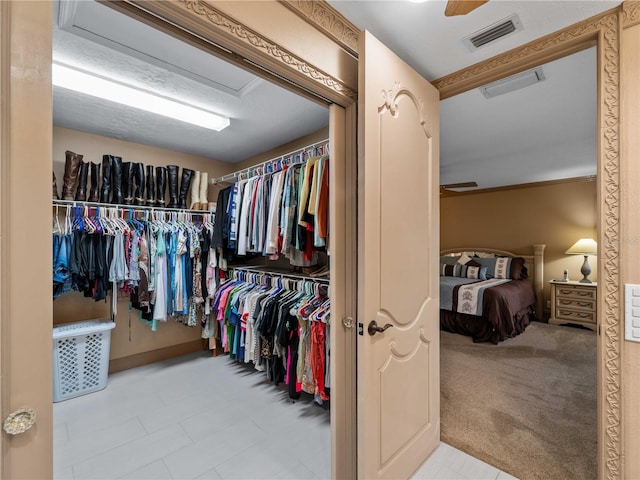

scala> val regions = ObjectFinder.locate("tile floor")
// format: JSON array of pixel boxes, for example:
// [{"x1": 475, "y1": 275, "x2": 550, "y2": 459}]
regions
[{"x1": 54, "y1": 352, "x2": 517, "y2": 480}]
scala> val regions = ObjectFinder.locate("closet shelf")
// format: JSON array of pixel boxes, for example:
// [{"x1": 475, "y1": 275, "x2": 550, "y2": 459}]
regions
[{"x1": 52, "y1": 199, "x2": 212, "y2": 215}]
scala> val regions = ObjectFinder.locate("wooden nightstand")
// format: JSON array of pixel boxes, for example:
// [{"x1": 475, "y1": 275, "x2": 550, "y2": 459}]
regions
[{"x1": 549, "y1": 280, "x2": 597, "y2": 331}]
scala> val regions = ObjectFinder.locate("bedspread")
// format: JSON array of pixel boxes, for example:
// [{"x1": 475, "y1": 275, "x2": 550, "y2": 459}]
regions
[{"x1": 440, "y1": 277, "x2": 536, "y2": 343}]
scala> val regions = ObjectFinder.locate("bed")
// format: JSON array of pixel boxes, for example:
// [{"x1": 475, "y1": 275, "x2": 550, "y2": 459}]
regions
[{"x1": 439, "y1": 245, "x2": 545, "y2": 344}]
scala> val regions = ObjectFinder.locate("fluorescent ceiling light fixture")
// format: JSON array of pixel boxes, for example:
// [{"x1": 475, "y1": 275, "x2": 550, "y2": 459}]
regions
[
  {"x1": 52, "y1": 63, "x2": 230, "y2": 132},
  {"x1": 479, "y1": 67, "x2": 546, "y2": 99}
]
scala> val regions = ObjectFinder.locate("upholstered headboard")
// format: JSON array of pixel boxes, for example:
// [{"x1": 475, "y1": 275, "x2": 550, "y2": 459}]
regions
[{"x1": 440, "y1": 245, "x2": 546, "y2": 319}]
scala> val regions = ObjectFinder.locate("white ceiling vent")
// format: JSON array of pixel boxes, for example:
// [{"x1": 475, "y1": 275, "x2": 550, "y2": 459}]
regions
[
  {"x1": 479, "y1": 67, "x2": 546, "y2": 99},
  {"x1": 463, "y1": 14, "x2": 523, "y2": 51}
]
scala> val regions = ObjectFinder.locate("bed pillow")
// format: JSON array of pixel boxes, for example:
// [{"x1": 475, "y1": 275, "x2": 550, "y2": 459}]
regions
[
  {"x1": 473, "y1": 256, "x2": 527, "y2": 279},
  {"x1": 440, "y1": 255, "x2": 461, "y2": 265},
  {"x1": 457, "y1": 253, "x2": 473, "y2": 265},
  {"x1": 440, "y1": 261, "x2": 488, "y2": 280},
  {"x1": 509, "y1": 257, "x2": 528, "y2": 280}
]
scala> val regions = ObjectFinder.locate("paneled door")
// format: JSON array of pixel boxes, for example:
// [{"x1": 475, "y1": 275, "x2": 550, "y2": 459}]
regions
[{"x1": 357, "y1": 30, "x2": 440, "y2": 480}]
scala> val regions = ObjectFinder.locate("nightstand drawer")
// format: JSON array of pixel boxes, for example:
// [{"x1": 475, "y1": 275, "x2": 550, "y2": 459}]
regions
[
  {"x1": 555, "y1": 307, "x2": 596, "y2": 325},
  {"x1": 556, "y1": 297, "x2": 596, "y2": 312},
  {"x1": 549, "y1": 280, "x2": 597, "y2": 330},
  {"x1": 555, "y1": 285, "x2": 596, "y2": 302}
]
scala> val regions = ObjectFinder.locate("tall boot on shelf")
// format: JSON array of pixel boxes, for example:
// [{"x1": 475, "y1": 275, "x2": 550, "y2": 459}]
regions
[
  {"x1": 178, "y1": 168, "x2": 195, "y2": 210},
  {"x1": 53, "y1": 171, "x2": 59, "y2": 200},
  {"x1": 74, "y1": 161, "x2": 88, "y2": 202},
  {"x1": 88, "y1": 162, "x2": 100, "y2": 203},
  {"x1": 133, "y1": 162, "x2": 146, "y2": 206},
  {"x1": 122, "y1": 161, "x2": 134, "y2": 205},
  {"x1": 61, "y1": 150, "x2": 82, "y2": 200},
  {"x1": 100, "y1": 155, "x2": 112, "y2": 204},
  {"x1": 145, "y1": 165, "x2": 156, "y2": 207},
  {"x1": 156, "y1": 166, "x2": 167, "y2": 207},
  {"x1": 189, "y1": 171, "x2": 201, "y2": 210},
  {"x1": 199, "y1": 172, "x2": 209, "y2": 210},
  {"x1": 110, "y1": 156, "x2": 123, "y2": 204},
  {"x1": 166, "y1": 165, "x2": 179, "y2": 209}
]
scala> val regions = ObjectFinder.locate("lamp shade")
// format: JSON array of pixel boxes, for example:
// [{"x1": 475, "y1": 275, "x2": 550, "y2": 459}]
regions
[{"x1": 565, "y1": 238, "x2": 598, "y2": 255}]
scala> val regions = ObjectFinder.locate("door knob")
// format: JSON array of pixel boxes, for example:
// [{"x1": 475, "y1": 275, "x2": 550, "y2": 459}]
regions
[
  {"x1": 368, "y1": 320, "x2": 393, "y2": 336},
  {"x1": 342, "y1": 317, "x2": 354, "y2": 329},
  {"x1": 3, "y1": 408, "x2": 36, "y2": 435}
]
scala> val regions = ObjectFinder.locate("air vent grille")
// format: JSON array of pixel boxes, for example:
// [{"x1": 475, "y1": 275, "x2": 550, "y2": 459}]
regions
[
  {"x1": 463, "y1": 14, "x2": 523, "y2": 51},
  {"x1": 479, "y1": 67, "x2": 546, "y2": 99},
  {"x1": 471, "y1": 21, "x2": 515, "y2": 48}
]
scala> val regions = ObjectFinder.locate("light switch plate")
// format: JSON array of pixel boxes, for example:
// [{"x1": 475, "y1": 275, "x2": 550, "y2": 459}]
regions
[{"x1": 625, "y1": 284, "x2": 640, "y2": 342}]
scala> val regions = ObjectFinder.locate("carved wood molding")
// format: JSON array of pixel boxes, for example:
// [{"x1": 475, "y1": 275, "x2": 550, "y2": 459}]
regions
[
  {"x1": 176, "y1": 0, "x2": 356, "y2": 101},
  {"x1": 623, "y1": 1, "x2": 640, "y2": 28},
  {"x1": 433, "y1": 8, "x2": 618, "y2": 99},
  {"x1": 280, "y1": 0, "x2": 359, "y2": 56},
  {"x1": 434, "y1": 7, "x2": 622, "y2": 479},
  {"x1": 599, "y1": 11, "x2": 622, "y2": 480}
]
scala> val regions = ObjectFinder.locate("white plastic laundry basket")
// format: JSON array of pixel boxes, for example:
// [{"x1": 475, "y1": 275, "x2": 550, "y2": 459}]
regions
[{"x1": 52, "y1": 319, "x2": 116, "y2": 402}]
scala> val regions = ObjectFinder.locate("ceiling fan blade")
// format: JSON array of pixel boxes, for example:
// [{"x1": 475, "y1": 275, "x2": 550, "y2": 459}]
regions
[
  {"x1": 441, "y1": 181, "x2": 478, "y2": 189},
  {"x1": 445, "y1": 0, "x2": 489, "y2": 17}
]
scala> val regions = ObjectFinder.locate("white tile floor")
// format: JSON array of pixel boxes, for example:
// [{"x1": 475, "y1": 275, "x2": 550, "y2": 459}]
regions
[{"x1": 54, "y1": 352, "x2": 517, "y2": 480}]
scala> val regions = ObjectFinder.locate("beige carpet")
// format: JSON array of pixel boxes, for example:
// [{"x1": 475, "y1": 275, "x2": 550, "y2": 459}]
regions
[{"x1": 441, "y1": 321, "x2": 597, "y2": 480}]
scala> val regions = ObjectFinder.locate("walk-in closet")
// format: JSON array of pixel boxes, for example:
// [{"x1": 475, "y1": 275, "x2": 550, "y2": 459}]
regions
[{"x1": 51, "y1": 2, "x2": 333, "y2": 478}]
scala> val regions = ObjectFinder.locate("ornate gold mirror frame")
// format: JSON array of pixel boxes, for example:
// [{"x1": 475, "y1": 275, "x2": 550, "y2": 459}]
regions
[{"x1": 102, "y1": 1, "x2": 639, "y2": 479}]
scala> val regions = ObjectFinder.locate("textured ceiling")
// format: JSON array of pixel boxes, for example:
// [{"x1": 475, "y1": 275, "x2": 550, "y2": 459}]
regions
[{"x1": 52, "y1": 0, "x2": 329, "y2": 164}]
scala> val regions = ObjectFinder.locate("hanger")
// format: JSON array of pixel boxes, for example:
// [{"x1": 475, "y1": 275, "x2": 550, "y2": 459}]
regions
[{"x1": 52, "y1": 204, "x2": 62, "y2": 234}]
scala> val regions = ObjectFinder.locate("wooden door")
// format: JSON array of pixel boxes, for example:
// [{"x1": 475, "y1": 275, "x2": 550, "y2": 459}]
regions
[
  {"x1": 357, "y1": 31, "x2": 440, "y2": 480},
  {"x1": 0, "y1": 1, "x2": 54, "y2": 479}
]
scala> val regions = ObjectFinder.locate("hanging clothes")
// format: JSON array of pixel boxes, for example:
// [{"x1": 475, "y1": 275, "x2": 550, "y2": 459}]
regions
[
  {"x1": 210, "y1": 148, "x2": 329, "y2": 269},
  {"x1": 211, "y1": 269, "x2": 330, "y2": 402},
  {"x1": 52, "y1": 205, "x2": 221, "y2": 338}
]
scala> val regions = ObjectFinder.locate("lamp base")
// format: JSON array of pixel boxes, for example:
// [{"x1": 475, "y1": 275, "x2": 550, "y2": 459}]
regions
[{"x1": 579, "y1": 254, "x2": 592, "y2": 283}]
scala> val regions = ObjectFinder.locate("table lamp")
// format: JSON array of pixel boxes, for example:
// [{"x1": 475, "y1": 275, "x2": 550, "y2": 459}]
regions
[{"x1": 565, "y1": 238, "x2": 597, "y2": 283}]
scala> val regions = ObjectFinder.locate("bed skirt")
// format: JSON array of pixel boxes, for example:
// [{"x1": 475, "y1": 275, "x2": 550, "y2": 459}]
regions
[{"x1": 440, "y1": 305, "x2": 536, "y2": 344}]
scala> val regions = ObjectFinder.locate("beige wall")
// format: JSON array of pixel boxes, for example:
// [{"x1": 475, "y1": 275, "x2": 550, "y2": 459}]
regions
[
  {"x1": 233, "y1": 126, "x2": 329, "y2": 172},
  {"x1": 621, "y1": 19, "x2": 640, "y2": 480},
  {"x1": 52, "y1": 126, "x2": 238, "y2": 361},
  {"x1": 441, "y1": 179, "x2": 597, "y2": 315}
]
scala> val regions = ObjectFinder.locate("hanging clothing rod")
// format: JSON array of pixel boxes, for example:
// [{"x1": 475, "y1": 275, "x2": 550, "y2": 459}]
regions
[
  {"x1": 52, "y1": 199, "x2": 210, "y2": 215},
  {"x1": 211, "y1": 138, "x2": 329, "y2": 185},
  {"x1": 229, "y1": 265, "x2": 330, "y2": 284}
]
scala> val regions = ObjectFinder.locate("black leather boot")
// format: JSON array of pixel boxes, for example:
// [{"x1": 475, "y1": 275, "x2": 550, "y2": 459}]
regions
[
  {"x1": 53, "y1": 171, "x2": 59, "y2": 200},
  {"x1": 145, "y1": 165, "x2": 156, "y2": 207},
  {"x1": 166, "y1": 165, "x2": 179, "y2": 209},
  {"x1": 111, "y1": 156, "x2": 123, "y2": 204},
  {"x1": 88, "y1": 162, "x2": 100, "y2": 202},
  {"x1": 178, "y1": 168, "x2": 195, "y2": 209},
  {"x1": 100, "y1": 155, "x2": 112, "y2": 203},
  {"x1": 61, "y1": 150, "x2": 83, "y2": 200},
  {"x1": 156, "y1": 166, "x2": 167, "y2": 207},
  {"x1": 75, "y1": 161, "x2": 88, "y2": 201},
  {"x1": 133, "y1": 162, "x2": 146, "y2": 206},
  {"x1": 122, "y1": 161, "x2": 134, "y2": 205}
]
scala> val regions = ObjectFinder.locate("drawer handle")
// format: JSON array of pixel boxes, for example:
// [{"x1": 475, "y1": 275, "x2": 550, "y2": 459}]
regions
[
  {"x1": 559, "y1": 300, "x2": 591, "y2": 307},
  {"x1": 559, "y1": 289, "x2": 593, "y2": 297},
  {"x1": 562, "y1": 311, "x2": 592, "y2": 319}
]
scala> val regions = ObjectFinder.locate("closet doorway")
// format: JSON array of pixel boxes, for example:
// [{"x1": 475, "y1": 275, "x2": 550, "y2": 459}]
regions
[
  {"x1": 438, "y1": 45, "x2": 599, "y2": 479},
  {"x1": 51, "y1": 1, "x2": 339, "y2": 479}
]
